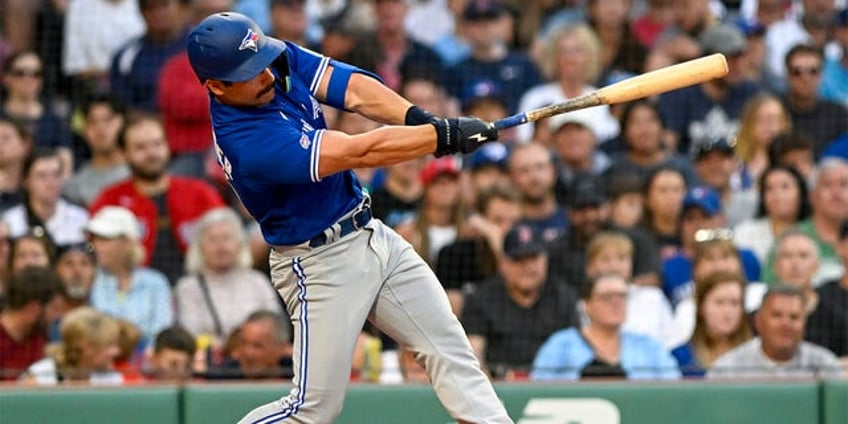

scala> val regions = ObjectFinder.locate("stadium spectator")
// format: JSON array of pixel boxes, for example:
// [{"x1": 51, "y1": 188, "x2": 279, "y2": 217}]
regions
[
  {"x1": 770, "y1": 230, "x2": 821, "y2": 313},
  {"x1": 586, "y1": 0, "x2": 648, "y2": 86},
  {"x1": 90, "y1": 116, "x2": 225, "y2": 284},
  {"x1": 708, "y1": 285, "x2": 842, "y2": 378},
  {"x1": 2, "y1": 148, "x2": 89, "y2": 248},
  {"x1": 64, "y1": 94, "x2": 130, "y2": 207},
  {"x1": 464, "y1": 142, "x2": 511, "y2": 206},
  {"x1": 23, "y1": 307, "x2": 126, "y2": 385},
  {"x1": 735, "y1": 166, "x2": 810, "y2": 266},
  {"x1": 517, "y1": 23, "x2": 618, "y2": 144},
  {"x1": 0, "y1": 118, "x2": 30, "y2": 212},
  {"x1": 222, "y1": 310, "x2": 294, "y2": 379},
  {"x1": 446, "y1": 0, "x2": 543, "y2": 114},
  {"x1": 347, "y1": 0, "x2": 444, "y2": 92},
  {"x1": 370, "y1": 159, "x2": 425, "y2": 229},
  {"x1": 768, "y1": 131, "x2": 818, "y2": 181},
  {"x1": 86, "y1": 206, "x2": 173, "y2": 342},
  {"x1": 791, "y1": 157, "x2": 848, "y2": 286},
  {"x1": 608, "y1": 100, "x2": 696, "y2": 185},
  {"x1": 640, "y1": 165, "x2": 688, "y2": 259},
  {"x1": 782, "y1": 44, "x2": 848, "y2": 156},
  {"x1": 585, "y1": 231, "x2": 676, "y2": 348},
  {"x1": 531, "y1": 273, "x2": 680, "y2": 381},
  {"x1": 763, "y1": 0, "x2": 839, "y2": 93},
  {"x1": 54, "y1": 243, "x2": 97, "y2": 311},
  {"x1": 62, "y1": 0, "x2": 144, "y2": 102},
  {"x1": 658, "y1": 23, "x2": 760, "y2": 155},
  {"x1": 647, "y1": 0, "x2": 718, "y2": 69},
  {"x1": 549, "y1": 173, "x2": 662, "y2": 290},
  {"x1": 174, "y1": 208, "x2": 282, "y2": 343},
  {"x1": 1, "y1": 51, "x2": 72, "y2": 174},
  {"x1": 804, "y1": 219, "x2": 848, "y2": 357},
  {"x1": 0, "y1": 266, "x2": 64, "y2": 380},
  {"x1": 547, "y1": 111, "x2": 610, "y2": 190},
  {"x1": 8, "y1": 229, "x2": 56, "y2": 274},
  {"x1": 148, "y1": 325, "x2": 196, "y2": 379},
  {"x1": 110, "y1": 0, "x2": 192, "y2": 112},
  {"x1": 270, "y1": 0, "x2": 308, "y2": 46},
  {"x1": 692, "y1": 138, "x2": 758, "y2": 227},
  {"x1": 820, "y1": 8, "x2": 848, "y2": 107},
  {"x1": 672, "y1": 270, "x2": 753, "y2": 377},
  {"x1": 732, "y1": 94, "x2": 792, "y2": 188},
  {"x1": 661, "y1": 187, "x2": 761, "y2": 308},
  {"x1": 436, "y1": 183, "x2": 522, "y2": 315},
  {"x1": 604, "y1": 167, "x2": 645, "y2": 230},
  {"x1": 462, "y1": 223, "x2": 579, "y2": 379},
  {"x1": 631, "y1": 0, "x2": 676, "y2": 49},
  {"x1": 396, "y1": 157, "x2": 463, "y2": 266},
  {"x1": 508, "y1": 143, "x2": 567, "y2": 242}
]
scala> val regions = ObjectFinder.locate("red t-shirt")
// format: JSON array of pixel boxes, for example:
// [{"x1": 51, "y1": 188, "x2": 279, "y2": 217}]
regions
[{"x1": 0, "y1": 323, "x2": 46, "y2": 381}]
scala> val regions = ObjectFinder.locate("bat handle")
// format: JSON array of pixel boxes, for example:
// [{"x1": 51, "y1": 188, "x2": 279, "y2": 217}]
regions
[{"x1": 491, "y1": 113, "x2": 528, "y2": 131}]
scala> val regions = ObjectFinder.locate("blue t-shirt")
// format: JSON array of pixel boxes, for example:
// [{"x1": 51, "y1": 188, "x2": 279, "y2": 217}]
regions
[
  {"x1": 445, "y1": 52, "x2": 543, "y2": 114},
  {"x1": 210, "y1": 42, "x2": 364, "y2": 246},
  {"x1": 820, "y1": 59, "x2": 848, "y2": 108},
  {"x1": 671, "y1": 342, "x2": 706, "y2": 378}
]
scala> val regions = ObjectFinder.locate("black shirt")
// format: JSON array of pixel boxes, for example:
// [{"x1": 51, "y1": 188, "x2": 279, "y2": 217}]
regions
[
  {"x1": 435, "y1": 239, "x2": 497, "y2": 291},
  {"x1": 805, "y1": 280, "x2": 848, "y2": 356},
  {"x1": 461, "y1": 275, "x2": 579, "y2": 374},
  {"x1": 370, "y1": 186, "x2": 420, "y2": 228}
]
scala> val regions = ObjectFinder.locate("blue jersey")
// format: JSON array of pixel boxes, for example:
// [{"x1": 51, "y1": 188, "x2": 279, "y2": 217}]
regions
[{"x1": 210, "y1": 42, "x2": 364, "y2": 246}]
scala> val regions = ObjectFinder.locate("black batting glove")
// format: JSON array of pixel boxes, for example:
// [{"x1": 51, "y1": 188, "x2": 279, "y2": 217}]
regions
[{"x1": 432, "y1": 117, "x2": 499, "y2": 157}]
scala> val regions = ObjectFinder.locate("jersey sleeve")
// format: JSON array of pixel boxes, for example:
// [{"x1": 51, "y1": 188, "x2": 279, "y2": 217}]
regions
[
  {"x1": 219, "y1": 114, "x2": 326, "y2": 186},
  {"x1": 285, "y1": 42, "x2": 332, "y2": 98}
]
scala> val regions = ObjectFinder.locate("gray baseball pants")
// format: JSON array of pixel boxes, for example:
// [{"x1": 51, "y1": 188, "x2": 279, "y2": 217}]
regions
[{"x1": 237, "y1": 219, "x2": 513, "y2": 424}]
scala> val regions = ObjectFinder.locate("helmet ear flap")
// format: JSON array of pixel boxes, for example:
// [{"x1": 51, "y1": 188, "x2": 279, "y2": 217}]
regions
[{"x1": 272, "y1": 54, "x2": 291, "y2": 92}]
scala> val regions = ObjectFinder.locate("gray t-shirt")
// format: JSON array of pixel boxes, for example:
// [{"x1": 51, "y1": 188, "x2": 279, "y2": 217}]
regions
[
  {"x1": 64, "y1": 163, "x2": 130, "y2": 206},
  {"x1": 707, "y1": 338, "x2": 842, "y2": 379}
]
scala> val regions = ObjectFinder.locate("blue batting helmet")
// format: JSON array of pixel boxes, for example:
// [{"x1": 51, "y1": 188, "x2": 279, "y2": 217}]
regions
[{"x1": 187, "y1": 12, "x2": 285, "y2": 82}]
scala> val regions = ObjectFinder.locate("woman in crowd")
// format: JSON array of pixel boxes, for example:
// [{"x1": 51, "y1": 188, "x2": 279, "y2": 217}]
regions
[
  {"x1": 733, "y1": 165, "x2": 810, "y2": 266},
  {"x1": 640, "y1": 165, "x2": 688, "y2": 260},
  {"x1": 609, "y1": 100, "x2": 695, "y2": 184},
  {"x1": 586, "y1": 0, "x2": 648, "y2": 87},
  {"x1": 531, "y1": 273, "x2": 680, "y2": 381},
  {"x1": 8, "y1": 228, "x2": 55, "y2": 274},
  {"x1": 585, "y1": 231, "x2": 676, "y2": 348},
  {"x1": 0, "y1": 118, "x2": 31, "y2": 211},
  {"x1": 174, "y1": 207, "x2": 283, "y2": 344},
  {"x1": 671, "y1": 271, "x2": 752, "y2": 377},
  {"x1": 2, "y1": 148, "x2": 89, "y2": 248},
  {"x1": 518, "y1": 23, "x2": 619, "y2": 145},
  {"x1": 23, "y1": 307, "x2": 127, "y2": 385},
  {"x1": 732, "y1": 94, "x2": 792, "y2": 189},
  {"x1": 87, "y1": 206, "x2": 172, "y2": 342},
  {"x1": 0, "y1": 51, "x2": 72, "y2": 175}
]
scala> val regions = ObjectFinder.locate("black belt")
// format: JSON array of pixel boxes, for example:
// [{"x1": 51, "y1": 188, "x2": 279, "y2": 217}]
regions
[{"x1": 307, "y1": 206, "x2": 372, "y2": 248}]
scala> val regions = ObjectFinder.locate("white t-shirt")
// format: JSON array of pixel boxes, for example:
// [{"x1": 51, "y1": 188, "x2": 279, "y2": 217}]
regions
[{"x1": 3, "y1": 199, "x2": 90, "y2": 246}]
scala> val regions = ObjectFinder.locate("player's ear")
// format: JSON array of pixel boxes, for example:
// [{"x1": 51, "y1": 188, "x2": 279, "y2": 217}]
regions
[{"x1": 205, "y1": 79, "x2": 227, "y2": 96}]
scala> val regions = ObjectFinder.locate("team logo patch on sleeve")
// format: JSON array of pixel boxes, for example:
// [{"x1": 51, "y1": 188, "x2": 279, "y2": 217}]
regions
[
  {"x1": 239, "y1": 29, "x2": 259, "y2": 52},
  {"x1": 299, "y1": 134, "x2": 311, "y2": 149}
]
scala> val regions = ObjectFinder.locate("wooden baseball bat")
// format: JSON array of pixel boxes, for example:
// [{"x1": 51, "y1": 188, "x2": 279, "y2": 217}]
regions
[{"x1": 491, "y1": 53, "x2": 729, "y2": 131}]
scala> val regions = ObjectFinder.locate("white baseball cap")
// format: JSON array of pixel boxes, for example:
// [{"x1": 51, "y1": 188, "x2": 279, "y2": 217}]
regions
[
  {"x1": 85, "y1": 206, "x2": 141, "y2": 240},
  {"x1": 547, "y1": 110, "x2": 598, "y2": 138}
]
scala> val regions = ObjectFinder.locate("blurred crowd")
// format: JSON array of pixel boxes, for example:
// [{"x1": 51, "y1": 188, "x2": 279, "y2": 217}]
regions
[{"x1": 1, "y1": 0, "x2": 848, "y2": 386}]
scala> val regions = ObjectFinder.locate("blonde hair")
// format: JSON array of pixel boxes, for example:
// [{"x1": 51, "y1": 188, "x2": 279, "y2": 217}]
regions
[
  {"x1": 585, "y1": 231, "x2": 633, "y2": 264},
  {"x1": 538, "y1": 23, "x2": 602, "y2": 85},
  {"x1": 734, "y1": 94, "x2": 790, "y2": 163},
  {"x1": 184, "y1": 207, "x2": 252, "y2": 274},
  {"x1": 47, "y1": 307, "x2": 120, "y2": 374}
]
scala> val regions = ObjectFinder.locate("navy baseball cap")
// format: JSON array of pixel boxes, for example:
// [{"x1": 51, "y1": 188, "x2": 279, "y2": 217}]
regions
[
  {"x1": 187, "y1": 12, "x2": 286, "y2": 82},
  {"x1": 682, "y1": 186, "x2": 721, "y2": 216},
  {"x1": 566, "y1": 173, "x2": 608, "y2": 209},
  {"x1": 503, "y1": 223, "x2": 545, "y2": 259},
  {"x1": 467, "y1": 142, "x2": 509, "y2": 172}
]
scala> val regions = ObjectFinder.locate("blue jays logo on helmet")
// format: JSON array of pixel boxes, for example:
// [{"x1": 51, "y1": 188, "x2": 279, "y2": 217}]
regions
[
  {"x1": 187, "y1": 12, "x2": 286, "y2": 82},
  {"x1": 239, "y1": 29, "x2": 259, "y2": 52}
]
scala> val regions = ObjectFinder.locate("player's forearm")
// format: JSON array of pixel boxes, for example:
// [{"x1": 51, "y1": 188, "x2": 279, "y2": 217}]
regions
[
  {"x1": 318, "y1": 125, "x2": 435, "y2": 177},
  {"x1": 343, "y1": 73, "x2": 413, "y2": 125}
]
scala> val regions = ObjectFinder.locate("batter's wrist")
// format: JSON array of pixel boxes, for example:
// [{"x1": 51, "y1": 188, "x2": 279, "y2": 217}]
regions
[{"x1": 405, "y1": 105, "x2": 435, "y2": 126}]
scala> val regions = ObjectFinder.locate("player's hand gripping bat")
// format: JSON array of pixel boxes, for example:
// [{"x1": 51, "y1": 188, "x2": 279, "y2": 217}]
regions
[{"x1": 491, "y1": 53, "x2": 729, "y2": 131}]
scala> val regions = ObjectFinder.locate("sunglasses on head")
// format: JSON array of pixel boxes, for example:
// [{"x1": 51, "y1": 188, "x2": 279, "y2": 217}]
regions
[
  {"x1": 694, "y1": 228, "x2": 734, "y2": 244},
  {"x1": 789, "y1": 66, "x2": 820, "y2": 77}
]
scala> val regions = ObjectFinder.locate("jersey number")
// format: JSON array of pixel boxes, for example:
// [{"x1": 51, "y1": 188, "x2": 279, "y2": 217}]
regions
[{"x1": 213, "y1": 133, "x2": 233, "y2": 181}]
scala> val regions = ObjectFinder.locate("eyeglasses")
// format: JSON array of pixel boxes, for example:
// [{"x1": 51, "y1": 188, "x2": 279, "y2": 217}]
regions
[
  {"x1": 694, "y1": 228, "x2": 734, "y2": 243},
  {"x1": 789, "y1": 66, "x2": 820, "y2": 77},
  {"x1": 8, "y1": 68, "x2": 42, "y2": 78}
]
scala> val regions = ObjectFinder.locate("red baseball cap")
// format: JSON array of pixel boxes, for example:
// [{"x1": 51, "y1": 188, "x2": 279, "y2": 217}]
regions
[{"x1": 420, "y1": 157, "x2": 460, "y2": 186}]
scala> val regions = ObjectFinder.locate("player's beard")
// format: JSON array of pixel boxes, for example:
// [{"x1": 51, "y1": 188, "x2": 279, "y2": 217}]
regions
[{"x1": 129, "y1": 160, "x2": 167, "y2": 182}]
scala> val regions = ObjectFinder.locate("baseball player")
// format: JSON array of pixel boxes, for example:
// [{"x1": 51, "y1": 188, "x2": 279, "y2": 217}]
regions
[{"x1": 186, "y1": 12, "x2": 513, "y2": 424}]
